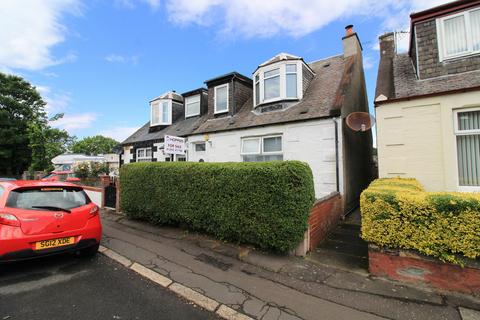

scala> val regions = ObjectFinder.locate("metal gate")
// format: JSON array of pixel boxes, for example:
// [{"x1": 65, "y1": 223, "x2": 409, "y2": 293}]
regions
[{"x1": 104, "y1": 184, "x2": 117, "y2": 208}]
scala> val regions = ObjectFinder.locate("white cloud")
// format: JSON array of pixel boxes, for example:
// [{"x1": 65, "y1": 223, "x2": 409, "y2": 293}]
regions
[
  {"x1": 363, "y1": 55, "x2": 375, "y2": 70},
  {"x1": 35, "y1": 85, "x2": 71, "y2": 115},
  {"x1": 100, "y1": 126, "x2": 140, "y2": 142},
  {"x1": 50, "y1": 113, "x2": 98, "y2": 131},
  {"x1": 166, "y1": 0, "x2": 451, "y2": 38},
  {"x1": 115, "y1": 0, "x2": 160, "y2": 10},
  {"x1": 105, "y1": 54, "x2": 139, "y2": 65},
  {"x1": 0, "y1": 0, "x2": 82, "y2": 71}
]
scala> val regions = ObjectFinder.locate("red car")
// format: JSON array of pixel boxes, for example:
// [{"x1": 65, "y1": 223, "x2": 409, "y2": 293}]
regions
[
  {"x1": 41, "y1": 171, "x2": 81, "y2": 182},
  {"x1": 0, "y1": 180, "x2": 102, "y2": 263}
]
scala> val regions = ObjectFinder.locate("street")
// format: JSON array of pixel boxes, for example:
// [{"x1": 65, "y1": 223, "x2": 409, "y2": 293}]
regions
[{"x1": 0, "y1": 253, "x2": 218, "y2": 320}]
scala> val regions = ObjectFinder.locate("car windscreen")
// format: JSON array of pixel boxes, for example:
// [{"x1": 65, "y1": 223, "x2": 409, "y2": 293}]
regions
[{"x1": 6, "y1": 187, "x2": 91, "y2": 210}]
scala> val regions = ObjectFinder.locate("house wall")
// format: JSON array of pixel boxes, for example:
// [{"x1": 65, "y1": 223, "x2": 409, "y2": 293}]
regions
[
  {"x1": 186, "y1": 118, "x2": 343, "y2": 199},
  {"x1": 376, "y1": 90, "x2": 480, "y2": 192}
]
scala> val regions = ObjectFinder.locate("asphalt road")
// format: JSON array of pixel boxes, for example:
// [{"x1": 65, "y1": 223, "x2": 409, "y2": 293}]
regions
[{"x1": 0, "y1": 253, "x2": 219, "y2": 320}]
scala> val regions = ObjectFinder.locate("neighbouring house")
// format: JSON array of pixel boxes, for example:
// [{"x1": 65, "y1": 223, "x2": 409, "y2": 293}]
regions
[
  {"x1": 51, "y1": 153, "x2": 106, "y2": 171},
  {"x1": 120, "y1": 26, "x2": 374, "y2": 251},
  {"x1": 52, "y1": 153, "x2": 120, "y2": 176},
  {"x1": 375, "y1": 0, "x2": 480, "y2": 192}
]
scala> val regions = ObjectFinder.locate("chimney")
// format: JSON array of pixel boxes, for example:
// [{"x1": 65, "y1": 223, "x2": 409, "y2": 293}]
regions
[
  {"x1": 378, "y1": 32, "x2": 395, "y2": 59},
  {"x1": 342, "y1": 25, "x2": 363, "y2": 57},
  {"x1": 375, "y1": 33, "x2": 395, "y2": 101}
]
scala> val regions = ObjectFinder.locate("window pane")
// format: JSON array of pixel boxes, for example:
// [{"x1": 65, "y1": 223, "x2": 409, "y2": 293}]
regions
[
  {"x1": 444, "y1": 15, "x2": 468, "y2": 56},
  {"x1": 152, "y1": 103, "x2": 159, "y2": 124},
  {"x1": 216, "y1": 86, "x2": 228, "y2": 111},
  {"x1": 457, "y1": 134, "x2": 480, "y2": 186},
  {"x1": 471, "y1": 10, "x2": 480, "y2": 51},
  {"x1": 263, "y1": 136, "x2": 282, "y2": 153},
  {"x1": 242, "y1": 139, "x2": 259, "y2": 154},
  {"x1": 264, "y1": 76, "x2": 280, "y2": 100},
  {"x1": 146, "y1": 148, "x2": 152, "y2": 157},
  {"x1": 138, "y1": 149, "x2": 145, "y2": 157},
  {"x1": 458, "y1": 110, "x2": 480, "y2": 131},
  {"x1": 286, "y1": 73, "x2": 297, "y2": 98},
  {"x1": 195, "y1": 143, "x2": 206, "y2": 152},
  {"x1": 286, "y1": 64, "x2": 296, "y2": 73},
  {"x1": 162, "y1": 101, "x2": 169, "y2": 123},
  {"x1": 255, "y1": 74, "x2": 259, "y2": 82},
  {"x1": 186, "y1": 100, "x2": 200, "y2": 117},
  {"x1": 264, "y1": 68, "x2": 279, "y2": 78},
  {"x1": 264, "y1": 154, "x2": 283, "y2": 161},
  {"x1": 255, "y1": 82, "x2": 260, "y2": 105}
]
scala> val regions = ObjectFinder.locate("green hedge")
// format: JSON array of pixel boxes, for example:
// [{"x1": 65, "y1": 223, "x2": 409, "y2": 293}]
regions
[
  {"x1": 120, "y1": 161, "x2": 315, "y2": 252},
  {"x1": 361, "y1": 178, "x2": 480, "y2": 264}
]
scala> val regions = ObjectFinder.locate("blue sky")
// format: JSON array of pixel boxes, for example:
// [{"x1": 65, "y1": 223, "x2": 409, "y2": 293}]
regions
[{"x1": 0, "y1": 0, "x2": 450, "y2": 142}]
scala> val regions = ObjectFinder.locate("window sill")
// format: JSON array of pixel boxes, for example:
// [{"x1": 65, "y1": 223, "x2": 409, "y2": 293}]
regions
[
  {"x1": 458, "y1": 186, "x2": 480, "y2": 192},
  {"x1": 441, "y1": 51, "x2": 480, "y2": 63},
  {"x1": 254, "y1": 97, "x2": 299, "y2": 108},
  {"x1": 185, "y1": 114, "x2": 201, "y2": 119},
  {"x1": 214, "y1": 109, "x2": 228, "y2": 115}
]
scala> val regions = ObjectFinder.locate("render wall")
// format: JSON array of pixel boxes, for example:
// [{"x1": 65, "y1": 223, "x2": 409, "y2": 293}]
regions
[
  {"x1": 187, "y1": 118, "x2": 343, "y2": 199},
  {"x1": 376, "y1": 90, "x2": 480, "y2": 192}
]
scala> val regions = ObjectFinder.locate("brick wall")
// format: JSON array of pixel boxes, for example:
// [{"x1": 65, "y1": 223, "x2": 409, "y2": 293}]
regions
[
  {"x1": 369, "y1": 245, "x2": 480, "y2": 295},
  {"x1": 415, "y1": 19, "x2": 480, "y2": 79},
  {"x1": 308, "y1": 192, "x2": 343, "y2": 251}
]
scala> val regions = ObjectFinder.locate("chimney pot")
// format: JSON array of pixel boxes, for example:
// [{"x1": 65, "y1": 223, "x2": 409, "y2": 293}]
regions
[{"x1": 345, "y1": 25, "x2": 354, "y2": 36}]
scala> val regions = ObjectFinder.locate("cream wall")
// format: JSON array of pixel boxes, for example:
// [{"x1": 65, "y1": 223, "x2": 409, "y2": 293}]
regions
[
  {"x1": 186, "y1": 118, "x2": 344, "y2": 199},
  {"x1": 376, "y1": 90, "x2": 480, "y2": 192}
]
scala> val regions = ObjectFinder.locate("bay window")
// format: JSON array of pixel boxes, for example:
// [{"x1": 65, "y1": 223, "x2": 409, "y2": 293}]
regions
[
  {"x1": 241, "y1": 135, "x2": 283, "y2": 162},
  {"x1": 151, "y1": 99, "x2": 171, "y2": 126},
  {"x1": 253, "y1": 61, "x2": 305, "y2": 106},
  {"x1": 454, "y1": 108, "x2": 480, "y2": 190},
  {"x1": 185, "y1": 95, "x2": 200, "y2": 118},
  {"x1": 437, "y1": 8, "x2": 480, "y2": 61}
]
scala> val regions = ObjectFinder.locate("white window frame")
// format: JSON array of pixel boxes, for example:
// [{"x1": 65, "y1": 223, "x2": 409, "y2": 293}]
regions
[
  {"x1": 253, "y1": 60, "x2": 305, "y2": 107},
  {"x1": 437, "y1": 8, "x2": 480, "y2": 62},
  {"x1": 194, "y1": 142, "x2": 206, "y2": 152},
  {"x1": 453, "y1": 107, "x2": 480, "y2": 192},
  {"x1": 185, "y1": 94, "x2": 201, "y2": 118},
  {"x1": 151, "y1": 99, "x2": 172, "y2": 126},
  {"x1": 214, "y1": 84, "x2": 229, "y2": 114},
  {"x1": 261, "y1": 135, "x2": 284, "y2": 155},
  {"x1": 241, "y1": 135, "x2": 283, "y2": 156},
  {"x1": 136, "y1": 147, "x2": 152, "y2": 162}
]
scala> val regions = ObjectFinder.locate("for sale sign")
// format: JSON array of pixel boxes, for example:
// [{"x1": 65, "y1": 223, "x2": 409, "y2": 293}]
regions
[{"x1": 164, "y1": 135, "x2": 186, "y2": 155}]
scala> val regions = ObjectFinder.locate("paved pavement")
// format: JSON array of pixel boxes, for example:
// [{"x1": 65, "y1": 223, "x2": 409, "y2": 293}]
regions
[
  {"x1": 0, "y1": 253, "x2": 219, "y2": 320},
  {"x1": 100, "y1": 211, "x2": 480, "y2": 320}
]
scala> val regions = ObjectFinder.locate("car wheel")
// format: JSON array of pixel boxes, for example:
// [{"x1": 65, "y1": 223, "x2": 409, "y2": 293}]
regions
[{"x1": 79, "y1": 244, "x2": 99, "y2": 258}]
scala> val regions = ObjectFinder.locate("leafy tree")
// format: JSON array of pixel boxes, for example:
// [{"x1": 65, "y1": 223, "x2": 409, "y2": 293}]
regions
[
  {"x1": 71, "y1": 135, "x2": 119, "y2": 155},
  {"x1": 0, "y1": 72, "x2": 74, "y2": 176}
]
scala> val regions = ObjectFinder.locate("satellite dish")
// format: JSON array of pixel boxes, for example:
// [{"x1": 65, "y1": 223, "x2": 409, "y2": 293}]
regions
[{"x1": 346, "y1": 112, "x2": 375, "y2": 132}]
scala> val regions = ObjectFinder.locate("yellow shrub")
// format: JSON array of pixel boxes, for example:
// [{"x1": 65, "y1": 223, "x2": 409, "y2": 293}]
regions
[{"x1": 361, "y1": 178, "x2": 480, "y2": 264}]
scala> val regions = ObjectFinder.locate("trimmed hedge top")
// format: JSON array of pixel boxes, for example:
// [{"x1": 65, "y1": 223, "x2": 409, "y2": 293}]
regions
[
  {"x1": 120, "y1": 161, "x2": 315, "y2": 253},
  {"x1": 361, "y1": 178, "x2": 480, "y2": 264}
]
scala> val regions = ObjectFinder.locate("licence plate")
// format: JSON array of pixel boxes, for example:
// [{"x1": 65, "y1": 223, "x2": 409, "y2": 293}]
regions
[{"x1": 35, "y1": 237, "x2": 75, "y2": 250}]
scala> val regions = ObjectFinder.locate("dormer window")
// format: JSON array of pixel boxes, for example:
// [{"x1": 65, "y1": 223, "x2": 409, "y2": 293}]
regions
[
  {"x1": 437, "y1": 8, "x2": 480, "y2": 61},
  {"x1": 253, "y1": 54, "x2": 312, "y2": 107},
  {"x1": 214, "y1": 84, "x2": 229, "y2": 114},
  {"x1": 151, "y1": 99, "x2": 172, "y2": 126},
  {"x1": 185, "y1": 95, "x2": 201, "y2": 118}
]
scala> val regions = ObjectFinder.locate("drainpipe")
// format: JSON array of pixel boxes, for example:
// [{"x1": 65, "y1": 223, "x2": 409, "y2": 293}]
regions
[{"x1": 334, "y1": 118, "x2": 340, "y2": 193}]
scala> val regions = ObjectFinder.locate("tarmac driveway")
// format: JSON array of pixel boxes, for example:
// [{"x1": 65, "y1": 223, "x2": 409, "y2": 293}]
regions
[{"x1": 0, "y1": 253, "x2": 219, "y2": 320}]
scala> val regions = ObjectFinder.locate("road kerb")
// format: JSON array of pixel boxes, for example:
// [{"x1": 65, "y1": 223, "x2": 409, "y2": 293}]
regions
[
  {"x1": 216, "y1": 305, "x2": 255, "y2": 320},
  {"x1": 100, "y1": 245, "x2": 255, "y2": 320},
  {"x1": 130, "y1": 262, "x2": 172, "y2": 288},
  {"x1": 169, "y1": 283, "x2": 219, "y2": 312},
  {"x1": 102, "y1": 248, "x2": 133, "y2": 268}
]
